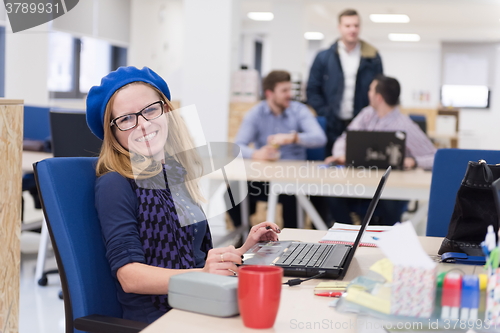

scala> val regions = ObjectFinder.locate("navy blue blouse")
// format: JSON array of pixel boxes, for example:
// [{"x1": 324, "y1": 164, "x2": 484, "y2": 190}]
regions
[{"x1": 95, "y1": 169, "x2": 210, "y2": 323}]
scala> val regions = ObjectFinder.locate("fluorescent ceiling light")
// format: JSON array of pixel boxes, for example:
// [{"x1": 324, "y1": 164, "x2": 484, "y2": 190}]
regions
[
  {"x1": 247, "y1": 12, "x2": 274, "y2": 21},
  {"x1": 370, "y1": 14, "x2": 410, "y2": 23},
  {"x1": 388, "y1": 33, "x2": 420, "y2": 42},
  {"x1": 304, "y1": 32, "x2": 324, "y2": 40}
]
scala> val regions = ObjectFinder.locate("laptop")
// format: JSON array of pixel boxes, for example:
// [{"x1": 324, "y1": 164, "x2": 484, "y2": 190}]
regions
[
  {"x1": 243, "y1": 167, "x2": 391, "y2": 279},
  {"x1": 345, "y1": 131, "x2": 406, "y2": 170}
]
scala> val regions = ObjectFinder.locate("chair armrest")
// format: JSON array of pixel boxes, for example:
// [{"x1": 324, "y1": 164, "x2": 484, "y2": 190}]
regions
[{"x1": 74, "y1": 314, "x2": 148, "y2": 333}]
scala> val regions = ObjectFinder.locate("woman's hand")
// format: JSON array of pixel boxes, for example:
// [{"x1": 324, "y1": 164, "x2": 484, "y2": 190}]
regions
[
  {"x1": 202, "y1": 246, "x2": 242, "y2": 276},
  {"x1": 238, "y1": 221, "x2": 281, "y2": 254}
]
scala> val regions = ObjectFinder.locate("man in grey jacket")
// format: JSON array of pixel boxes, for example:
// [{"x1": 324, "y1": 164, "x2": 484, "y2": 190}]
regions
[{"x1": 307, "y1": 9, "x2": 383, "y2": 156}]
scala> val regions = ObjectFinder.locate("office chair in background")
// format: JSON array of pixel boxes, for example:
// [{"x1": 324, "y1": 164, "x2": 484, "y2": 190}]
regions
[
  {"x1": 34, "y1": 157, "x2": 147, "y2": 333},
  {"x1": 22, "y1": 105, "x2": 51, "y2": 230},
  {"x1": 426, "y1": 148, "x2": 500, "y2": 237}
]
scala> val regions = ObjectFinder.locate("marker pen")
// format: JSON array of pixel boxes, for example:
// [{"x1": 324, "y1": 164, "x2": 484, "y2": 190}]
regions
[
  {"x1": 460, "y1": 275, "x2": 479, "y2": 321},
  {"x1": 441, "y1": 273, "x2": 462, "y2": 319},
  {"x1": 315, "y1": 292, "x2": 343, "y2": 297}
]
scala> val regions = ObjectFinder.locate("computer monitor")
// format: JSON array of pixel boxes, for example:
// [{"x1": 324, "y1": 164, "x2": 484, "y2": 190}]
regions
[{"x1": 50, "y1": 109, "x2": 102, "y2": 157}]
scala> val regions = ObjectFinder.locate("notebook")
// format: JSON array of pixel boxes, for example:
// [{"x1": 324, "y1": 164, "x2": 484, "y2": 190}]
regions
[
  {"x1": 345, "y1": 130, "x2": 406, "y2": 170},
  {"x1": 319, "y1": 223, "x2": 392, "y2": 247},
  {"x1": 242, "y1": 167, "x2": 391, "y2": 279}
]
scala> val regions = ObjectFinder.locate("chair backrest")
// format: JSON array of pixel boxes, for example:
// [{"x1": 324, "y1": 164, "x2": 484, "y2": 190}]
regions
[
  {"x1": 24, "y1": 105, "x2": 51, "y2": 141},
  {"x1": 427, "y1": 148, "x2": 500, "y2": 237},
  {"x1": 409, "y1": 114, "x2": 427, "y2": 134},
  {"x1": 306, "y1": 116, "x2": 327, "y2": 161},
  {"x1": 34, "y1": 157, "x2": 122, "y2": 333},
  {"x1": 50, "y1": 109, "x2": 102, "y2": 157}
]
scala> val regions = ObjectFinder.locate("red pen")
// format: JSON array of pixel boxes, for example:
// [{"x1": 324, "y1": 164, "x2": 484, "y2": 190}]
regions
[{"x1": 315, "y1": 292, "x2": 343, "y2": 297}]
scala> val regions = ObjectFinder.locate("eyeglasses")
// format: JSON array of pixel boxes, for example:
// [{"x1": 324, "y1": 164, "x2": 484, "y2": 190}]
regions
[{"x1": 110, "y1": 100, "x2": 166, "y2": 131}]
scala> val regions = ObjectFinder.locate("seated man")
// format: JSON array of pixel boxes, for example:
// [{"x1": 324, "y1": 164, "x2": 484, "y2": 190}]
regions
[
  {"x1": 325, "y1": 74, "x2": 436, "y2": 225},
  {"x1": 229, "y1": 70, "x2": 327, "y2": 228}
]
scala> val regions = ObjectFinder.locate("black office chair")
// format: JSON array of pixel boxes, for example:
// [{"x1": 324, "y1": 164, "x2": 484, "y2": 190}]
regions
[{"x1": 34, "y1": 157, "x2": 147, "y2": 333}]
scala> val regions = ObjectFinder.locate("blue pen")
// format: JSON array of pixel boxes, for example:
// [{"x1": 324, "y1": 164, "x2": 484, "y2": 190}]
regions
[{"x1": 460, "y1": 275, "x2": 479, "y2": 321}]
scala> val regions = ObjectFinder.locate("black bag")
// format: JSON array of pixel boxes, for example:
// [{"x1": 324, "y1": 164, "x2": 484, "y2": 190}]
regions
[{"x1": 438, "y1": 160, "x2": 500, "y2": 256}]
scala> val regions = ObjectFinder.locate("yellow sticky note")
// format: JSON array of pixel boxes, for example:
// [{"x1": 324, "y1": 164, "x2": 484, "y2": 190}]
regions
[
  {"x1": 345, "y1": 286, "x2": 391, "y2": 314},
  {"x1": 369, "y1": 258, "x2": 393, "y2": 282}
]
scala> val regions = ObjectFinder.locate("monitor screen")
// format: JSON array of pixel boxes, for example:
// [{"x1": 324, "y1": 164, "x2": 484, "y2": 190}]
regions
[{"x1": 441, "y1": 84, "x2": 490, "y2": 108}]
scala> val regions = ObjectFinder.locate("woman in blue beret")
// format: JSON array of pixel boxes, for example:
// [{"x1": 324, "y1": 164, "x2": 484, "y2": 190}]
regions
[{"x1": 86, "y1": 66, "x2": 280, "y2": 323}]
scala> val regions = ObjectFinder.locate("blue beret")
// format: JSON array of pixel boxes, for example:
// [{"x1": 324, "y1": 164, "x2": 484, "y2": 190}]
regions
[{"x1": 86, "y1": 66, "x2": 171, "y2": 140}]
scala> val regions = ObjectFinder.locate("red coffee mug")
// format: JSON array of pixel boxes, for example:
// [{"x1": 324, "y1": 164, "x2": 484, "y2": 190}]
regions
[{"x1": 238, "y1": 265, "x2": 283, "y2": 329}]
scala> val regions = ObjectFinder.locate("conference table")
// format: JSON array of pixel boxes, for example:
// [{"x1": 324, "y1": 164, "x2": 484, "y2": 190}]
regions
[
  {"x1": 24, "y1": 154, "x2": 432, "y2": 234},
  {"x1": 140, "y1": 228, "x2": 477, "y2": 333},
  {"x1": 231, "y1": 160, "x2": 432, "y2": 234}
]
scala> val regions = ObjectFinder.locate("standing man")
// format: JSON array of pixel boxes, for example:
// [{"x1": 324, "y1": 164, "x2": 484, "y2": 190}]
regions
[
  {"x1": 307, "y1": 9, "x2": 383, "y2": 156},
  {"x1": 229, "y1": 70, "x2": 327, "y2": 229}
]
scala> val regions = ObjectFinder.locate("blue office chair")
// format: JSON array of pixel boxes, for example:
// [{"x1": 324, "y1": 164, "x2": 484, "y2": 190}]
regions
[
  {"x1": 409, "y1": 114, "x2": 427, "y2": 134},
  {"x1": 34, "y1": 157, "x2": 147, "y2": 333},
  {"x1": 426, "y1": 148, "x2": 500, "y2": 237},
  {"x1": 306, "y1": 116, "x2": 327, "y2": 161}
]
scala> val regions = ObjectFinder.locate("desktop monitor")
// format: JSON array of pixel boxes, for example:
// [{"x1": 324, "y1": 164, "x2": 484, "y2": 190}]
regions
[
  {"x1": 440, "y1": 84, "x2": 490, "y2": 109},
  {"x1": 50, "y1": 109, "x2": 102, "y2": 157}
]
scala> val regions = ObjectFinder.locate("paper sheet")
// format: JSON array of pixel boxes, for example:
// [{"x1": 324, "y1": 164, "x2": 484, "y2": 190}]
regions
[{"x1": 373, "y1": 221, "x2": 436, "y2": 269}]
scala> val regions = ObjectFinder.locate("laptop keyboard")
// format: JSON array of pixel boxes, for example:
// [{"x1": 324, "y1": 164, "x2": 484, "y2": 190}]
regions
[{"x1": 275, "y1": 243, "x2": 335, "y2": 268}]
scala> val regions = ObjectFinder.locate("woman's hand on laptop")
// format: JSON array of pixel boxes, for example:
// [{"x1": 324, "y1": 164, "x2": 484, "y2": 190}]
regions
[
  {"x1": 203, "y1": 245, "x2": 242, "y2": 276},
  {"x1": 237, "y1": 222, "x2": 281, "y2": 254}
]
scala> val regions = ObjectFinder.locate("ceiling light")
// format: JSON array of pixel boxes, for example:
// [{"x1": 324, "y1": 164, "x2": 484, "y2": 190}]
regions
[
  {"x1": 388, "y1": 33, "x2": 420, "y2": 42},
  {"x1": 304, "y1": 32, "x2": 324, "y2": 40},
  {"x1": 247, "y1": 12, "x2": 274, "y2": 21},
  {"x1": 370, "y1": 14, "x2": 410, "y2": 23}
]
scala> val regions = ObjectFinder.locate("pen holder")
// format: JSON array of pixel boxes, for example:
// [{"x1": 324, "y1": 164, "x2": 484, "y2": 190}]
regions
[{"x1": 391, "y1": 265, "x2": 437, "y2": 317}]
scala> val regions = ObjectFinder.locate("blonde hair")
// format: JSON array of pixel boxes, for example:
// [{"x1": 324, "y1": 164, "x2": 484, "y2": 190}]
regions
[{"x1": 96, "y1": 82, "x2": 205, "y2": 203}]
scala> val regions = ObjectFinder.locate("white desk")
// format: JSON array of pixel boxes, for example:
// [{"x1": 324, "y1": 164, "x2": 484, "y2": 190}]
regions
[
  {"x1": 140, "y1": 229, "x2": 475, "y2": 333},
  {"x1": 235, "y1": 160, "x2": 432, "y2": 233}
]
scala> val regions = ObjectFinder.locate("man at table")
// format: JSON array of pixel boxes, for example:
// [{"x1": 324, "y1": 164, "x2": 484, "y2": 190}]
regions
[
  {"x1": 229, "y1": 70, "x2": 327, "y2": 228},
  {"x1": 325, "y1": 74, "x2": 436, "y2": 225}
]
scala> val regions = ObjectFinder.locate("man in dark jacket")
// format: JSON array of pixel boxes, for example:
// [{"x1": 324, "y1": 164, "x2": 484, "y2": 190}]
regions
[{"x1": 306, "y1": 9, "x2": 383, "y2": 155}]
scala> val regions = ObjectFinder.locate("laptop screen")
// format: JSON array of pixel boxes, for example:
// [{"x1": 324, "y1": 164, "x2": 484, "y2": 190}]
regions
[
  {"x1": 346, "y1": 131, "x2": 406, "y2": 170},
  {"x1": 339, "y1": 166, "x2": 391, "y2": 278}
]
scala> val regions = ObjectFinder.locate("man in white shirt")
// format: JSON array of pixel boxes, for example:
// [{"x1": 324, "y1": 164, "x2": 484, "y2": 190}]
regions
[
  {"x1": 307, "y1": 9, "x2": 383, "y2": 157},
  {"x1": 326, "y1": 75, "x2": 436, "y2": 225}
]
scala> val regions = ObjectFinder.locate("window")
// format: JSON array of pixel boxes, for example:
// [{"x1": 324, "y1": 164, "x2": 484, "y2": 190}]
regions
[{"x1": 48, "y1": 32, "x2": 127, "y2": 99}]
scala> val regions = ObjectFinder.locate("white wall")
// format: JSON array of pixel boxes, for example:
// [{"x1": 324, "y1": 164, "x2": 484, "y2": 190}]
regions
[
  {"x1": 129, "y1": 0, "x2": 184, "y2": 100},
  {"x1": 5, "y1": 0, "x2": 130, "y2": 106},
  {"x1": 5, "y1": 24, "x2": 50, "y2": 105},
  {"x1": 441, "y1": 42, "x2": 500, "y2": 149},
  {"x1": 182, "y1": 0, "x2": 240, "y2": 143},
  {"x1": 52, "y1": 0, "x2": 130, "y2": 46},
  {"x1": 269, "y1": 0, "x2": 306, "y2": 76},
  {"x1": 378, "y1": 42, "x2": 441, "y2": 109}
]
